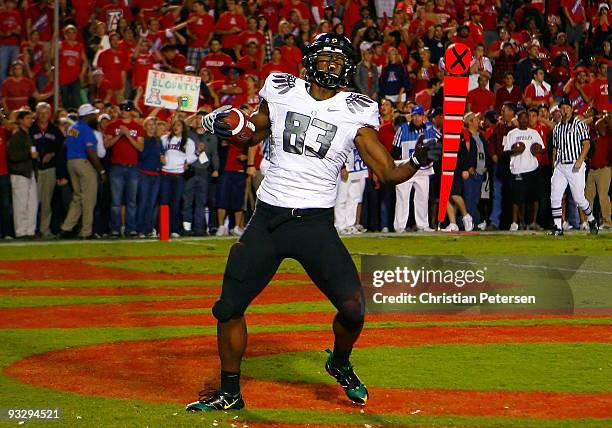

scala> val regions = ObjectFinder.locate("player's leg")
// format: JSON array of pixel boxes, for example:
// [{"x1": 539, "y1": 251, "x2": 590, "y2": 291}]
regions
[
  {"x1": 550, "y1": 165, "x2": 569, "y2": 233},
  {"x1": 567, "y1": 163, "x2": 598, "y2": 233},
  {"x1": 289, "y1": 215, "x2": 368, "y2": 404},
  {"x1": 187, "y1": 206, "x2": 282, "y2": 411}
]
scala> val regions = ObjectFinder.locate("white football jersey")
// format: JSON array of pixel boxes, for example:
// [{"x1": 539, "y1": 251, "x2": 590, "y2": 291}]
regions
[{"x1": 257, "y1": 73, "x2": 379, "y2": 208}]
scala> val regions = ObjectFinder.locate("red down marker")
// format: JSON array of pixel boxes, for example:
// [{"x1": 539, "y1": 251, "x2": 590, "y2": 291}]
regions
[{"x1": 438, "y1": 43, "x2": 471, "y2": 223}]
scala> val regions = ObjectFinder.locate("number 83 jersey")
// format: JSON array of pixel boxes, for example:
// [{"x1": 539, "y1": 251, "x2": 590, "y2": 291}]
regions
[{"x1": 257, "y1": 73, "x2": 379, "y2": 208}]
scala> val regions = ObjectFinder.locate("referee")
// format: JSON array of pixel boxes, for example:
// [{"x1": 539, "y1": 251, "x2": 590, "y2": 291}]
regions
[{"x1": 550, "y1": 97, "x2": 598, "y2": 235}]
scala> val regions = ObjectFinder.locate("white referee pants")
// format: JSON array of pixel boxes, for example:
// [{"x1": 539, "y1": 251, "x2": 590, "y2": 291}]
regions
[
  {"x1": 394, "y1": 175, "x2": 429, "y2": 232},
  {"x1": 335, "y1": 177, "x2": 366, "y2": 230},
  {"x1": 550, "y1": 163, "x2": 590, "y2": 212}
]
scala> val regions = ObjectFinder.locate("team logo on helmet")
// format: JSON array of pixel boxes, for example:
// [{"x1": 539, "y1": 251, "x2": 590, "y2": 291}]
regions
[{"x1": 303, "y1": 33, "x2": 356, "y2": 89}]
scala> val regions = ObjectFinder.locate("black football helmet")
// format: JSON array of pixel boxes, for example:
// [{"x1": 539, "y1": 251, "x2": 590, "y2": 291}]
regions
[{"x1": 303, "y1": 33, "x2": 356, "y2": 89}]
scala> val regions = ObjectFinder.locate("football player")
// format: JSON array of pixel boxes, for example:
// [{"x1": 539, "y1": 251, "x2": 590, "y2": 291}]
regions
[{"x1": 187, "y1": 33, "x2": 441, "y2": 411}]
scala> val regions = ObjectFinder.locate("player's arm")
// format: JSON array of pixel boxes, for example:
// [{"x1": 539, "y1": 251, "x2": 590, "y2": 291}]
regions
[
  {"x1": 248, "y1": 99, "x2": 271, "y2": 145},
  {"x1": 354, "y1": 127, "x2": 440, "y2": 185}
]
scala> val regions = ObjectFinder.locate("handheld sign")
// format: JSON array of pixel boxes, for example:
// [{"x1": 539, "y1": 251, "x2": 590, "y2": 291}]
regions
[{"x1": 144, "y1": 70, "x2": 201, "y2": 112}]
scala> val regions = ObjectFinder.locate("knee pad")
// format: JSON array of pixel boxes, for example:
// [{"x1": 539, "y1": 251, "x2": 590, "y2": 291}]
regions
[
  {"x1": 212, "y1": 299, "x2": 236, "y2": 323},
  {"x1": 337, "y1": 299, "x2": 365, "y2": 332}
]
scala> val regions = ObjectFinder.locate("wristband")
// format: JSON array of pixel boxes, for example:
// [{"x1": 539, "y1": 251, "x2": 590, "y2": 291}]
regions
[
  {"x1": 247, "y1": 164, "x2": 254, "y2": 167},
  {"x1": 408, "y1": 156, "x2": 421, "y2": 169}
]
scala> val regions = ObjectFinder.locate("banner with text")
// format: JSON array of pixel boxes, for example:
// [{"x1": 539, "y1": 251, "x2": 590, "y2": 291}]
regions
[{"x1": 144, "y1": 70, "x2": 201, "y2": 112}]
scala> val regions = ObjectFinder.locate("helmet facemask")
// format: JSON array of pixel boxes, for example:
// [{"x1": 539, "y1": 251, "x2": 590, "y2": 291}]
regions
[{"x1": 304, "y1": 37, "x2": 355, "y2": 89}]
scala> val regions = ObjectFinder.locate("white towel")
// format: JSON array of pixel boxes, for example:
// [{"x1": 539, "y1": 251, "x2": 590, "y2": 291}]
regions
[{"x1": 531, "y1": 79, "x2": 551, "y2": 97}]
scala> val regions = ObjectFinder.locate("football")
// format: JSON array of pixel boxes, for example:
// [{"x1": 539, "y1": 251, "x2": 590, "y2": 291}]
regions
[
  {"x1": 221, "y1": 108, "x2": 255, "y2": 146},
  {"x1": 531, "y1": 143, "x2": 543, "y2": 156},
  {"x1": 513, "y1": 141, "x2": 526, "y2": 154}
]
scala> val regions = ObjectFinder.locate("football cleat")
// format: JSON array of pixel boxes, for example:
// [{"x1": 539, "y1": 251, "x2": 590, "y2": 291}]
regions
[
  {"x1": 325, "y1": 349, "x2": 369, "y2": 405},
  {"x1": 549, "y1": 227, "x2": 564, "y2": 236},
  {"x1": 588, "y1": 220, "x2": 599, "y2": 235},
  {"x1": 186, "y1": 390, "x2": 245, "y2": 412}
]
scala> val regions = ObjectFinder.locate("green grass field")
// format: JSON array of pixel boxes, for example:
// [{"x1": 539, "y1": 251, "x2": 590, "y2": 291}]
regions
[{"x1": 0, "y1": 234, "x2": 610, "y2": 427}]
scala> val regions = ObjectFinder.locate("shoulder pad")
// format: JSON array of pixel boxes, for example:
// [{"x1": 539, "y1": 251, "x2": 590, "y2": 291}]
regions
[
  {"x1": 345, "y1": 93, "x2": 375, "y2": 114},
  {"x1": 270, "y1": 73, "x2": 297, "y2": 94}
]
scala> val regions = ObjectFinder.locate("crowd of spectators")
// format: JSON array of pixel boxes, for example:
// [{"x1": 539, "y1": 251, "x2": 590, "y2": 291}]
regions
[{"x1": 0, "y1": 0, "x2": 610, "y2": 239}]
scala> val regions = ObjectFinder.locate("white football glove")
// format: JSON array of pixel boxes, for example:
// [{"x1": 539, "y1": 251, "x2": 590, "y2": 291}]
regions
[{"x1": 202, "y1": 105, "x2": 232, "y2": 136}]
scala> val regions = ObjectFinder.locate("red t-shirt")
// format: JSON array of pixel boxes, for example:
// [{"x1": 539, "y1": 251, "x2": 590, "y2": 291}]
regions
[
  {"x1": 187, "y1": 12, "x2": 214, "y2": 48},
  {"x1": 132, "y1": 0, "x2": 164, "y2": 8},
  {"x1": 59, "y1": 40, "x2": 84, "y2": 85},
  {"x1": 343, "y1": 1, "x2": 361, "y2": 37},
  {"x1": 96, "y1": 48, "x2": 125, "y2": 90},
  {"x1": 199, "y1": 51, "x2": 233, "y2": 81},
  {"x1": 132, "y1": 53, "x2": 155, "y2": 88},
  {"x1": 280, "y1": 46, "x2": 302, "y2": 76},
  {"x1": 467, "y1": 21, "x2": 485, "y2": 46},
  {"x1": 215, "y1": 12, "x2": 247, "y2": 48},
  {"x1": 481, "y1": 1, "x2": 498, "y2": 32},
  {"x1": 524, "y1": 82, "x2": 552, "y2": 106},
  {"x1": 99, "y1": 4, "x2": 132, "y2": 31},
  {"x1": 246, "y1": 92, "x2": 260, "y2": 108},
  {"x1": 0, "y1": 10, "x2": 22, "y2": 46},
  {"x1": 562, "y1": 0, "x2": 585, "y2": 23},
  {"x1": 236, "y1": 55, "x2": 261, "y2": 77},
  {"x1": 590, "y1": 78, "x2": 612, "y2": 112},
  {"x1": 211, "y1": 78, "x2": 248, "y2": 108},
  {"x1": 73, "y1": 2, "x2": 95, "y2": 29},
  {"x1": 237, "y1": 30, "x2": 265, "y2": 53},
  {"x1": 146, "y1": 30, "x2": 168, "y2": 50},
  {"x1": 91, "y1": 79, "x2": 117, "y2": 104},
  {"x1": 566, "y1": 83, "x2": 592, "y2": 115},
  {"x1": 167, "y1": 53, "x2": 187, "y2": 72},
  {"x1": 118, "y1": 39, "x2": 137, "y2": 72},
  {"x1": 467, "y1": 87, "x2": 495, "y2": 114},
  {"x1": 413, "y1": 64, "x2": 439, "y2": 93},
  {"x1": 533, "y1": 123, "x2": 551, "y2": 166},
  {"x1": 378, "y1": 121, "x2": 395, "y2": 152},
  {"x1": 0, "y1": 127, "x2": 8, "y2": 176},
  {"x1": 259, "y1": 61, "x2": 292, "y2": 82},
  {"x1": 1, "y1": 77, "x2": 35, "y2": 111},
  {"x1": 21, "y1": 41, "x2": 45, "y2": 76},
  {"x1": 280, "y1": 0, "x2": 312, "y2": 23},
  {"x1": 224, "y1": 143, "x2": 246, "y2": 171},
  {"x1": 27, "y1": 5, "x2": 53, "y2": 41},
  {"x1": 259, "y1": 0, "x2": 280, "y2": 35},
  {"x1": 105, "y1": 119, "x2": 145, "y2": 166},
  {"x1": 210, "y1": 78, "x2": 247, "y2": 108}
]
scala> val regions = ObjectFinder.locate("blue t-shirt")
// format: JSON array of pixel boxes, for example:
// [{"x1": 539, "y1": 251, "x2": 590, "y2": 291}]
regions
[
  {"x1": 138, "y1": 136, "x2": 163, "y2": 173},
  {"x1": 65, "y1": 120, "x2": 96, "y2": 160}
]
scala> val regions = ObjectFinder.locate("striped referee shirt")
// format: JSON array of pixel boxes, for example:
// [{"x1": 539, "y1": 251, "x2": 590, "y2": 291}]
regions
[{"x1": 552, "y1": 116, "x2": 590, "y2": 163}]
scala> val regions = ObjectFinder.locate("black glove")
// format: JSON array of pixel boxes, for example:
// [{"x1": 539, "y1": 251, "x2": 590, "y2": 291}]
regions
[{"x1": 411, "y1": 135, "x2": 442, "y2": 167}]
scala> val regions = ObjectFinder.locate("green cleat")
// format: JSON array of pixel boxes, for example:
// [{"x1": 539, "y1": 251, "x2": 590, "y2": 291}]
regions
[
  {"x1": 324, "y1": 349, "x2": 369, "y2": 405},
  {"x1": 186, "y1": 390, "x2": 245, "y2": 412}
]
